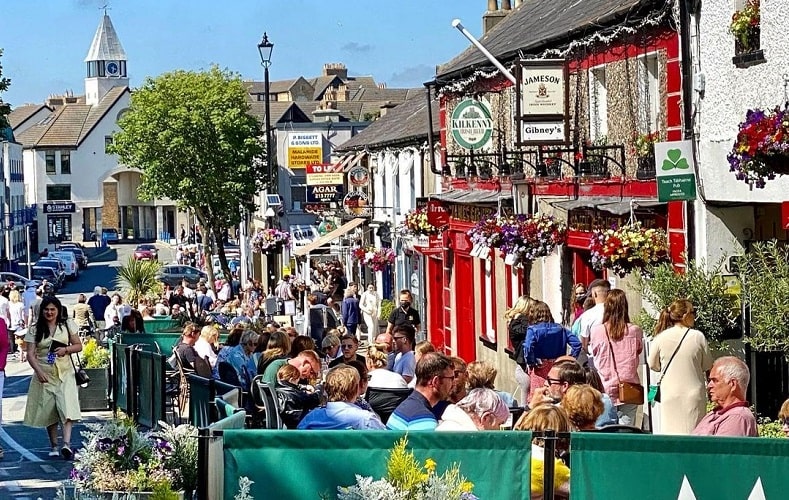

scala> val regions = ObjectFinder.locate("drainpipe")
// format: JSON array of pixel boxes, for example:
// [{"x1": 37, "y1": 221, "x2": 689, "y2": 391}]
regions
[
  {"x1": 678, "y1": 0, "x2": 695, "y2": 260},
  {"x1": 424, "y1": 83, "x2": 444, "y2": 175}
]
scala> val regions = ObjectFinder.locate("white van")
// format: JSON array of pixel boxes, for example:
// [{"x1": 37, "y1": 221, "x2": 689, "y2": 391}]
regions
[{"x1": 49, "y1": 251, "x2": 80, "y2": 280}]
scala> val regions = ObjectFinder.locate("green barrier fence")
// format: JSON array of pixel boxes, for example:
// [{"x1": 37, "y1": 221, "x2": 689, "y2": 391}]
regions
[
  {"x1": 119, "y1": 331, "x2": 229, "y2": 354},
  {"x1": 221, "y1": 430, "x2": 532, "y2": 499},
  {"x1": 571, "y1": 433, "x2": 789, "y2": 499}
]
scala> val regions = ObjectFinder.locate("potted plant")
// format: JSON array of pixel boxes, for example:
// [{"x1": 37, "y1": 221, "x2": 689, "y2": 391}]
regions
[
  {"x1": 250, "y1": 228, "x2": 291, "y2": 253},
  {"x1": 115, "y1": 257, "x2": 164, "y2": 308},
  {"x1": 727, "y1": 103, "x2": 789, "y2": 188},
  {"x1": 351, "y1": 246, "x2": 396, "y2": 272},
  {"x1": 590, "y1": 222, "x2": 669, "y2": 277},
  {"x1": 630, "y1": 131, "x2": 660, "y2": 177},
  {"x1": 632, "y1": 257, "x2": 739, "y2": 342},
  {"x1": 70, "y1": 418, "x2": 198, "y2": 499},
  {"x1": 379, "y1": 299, "x2": 395, "y2": 329},
  {"x1": 78, "y1": 338, "x2": 110, "y2": 411},
  {"x1": 729, "y1": 0, "x2": 760, "y2": 53},
  {"x1": 398, "y1": 207, "x2": 442, "y2": 241}
]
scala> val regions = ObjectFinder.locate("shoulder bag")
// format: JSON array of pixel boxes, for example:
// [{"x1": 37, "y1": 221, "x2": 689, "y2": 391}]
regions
[
  {"x1": 648, "y1": 327, "x2": 690, "y2": 404},
  {"x1": 64, "y1": 321, "x2": 90, "y2": 387},
  {"x1": 605, "y1": 325, "x2": 644, "y2": 405}
]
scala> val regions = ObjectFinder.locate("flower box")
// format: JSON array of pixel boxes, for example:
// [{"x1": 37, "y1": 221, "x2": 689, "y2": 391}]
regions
[
  {"x1": 79, "y1": 367, "x2": 109, "y2": 412},
  {"x1": 74, "y1": 489, "x2": 186, "y2": 500}
]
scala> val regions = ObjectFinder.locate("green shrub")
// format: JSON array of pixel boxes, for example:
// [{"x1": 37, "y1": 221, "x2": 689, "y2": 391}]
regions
[
  {"x1": 82, "y1": 338, "x2": 110, "y2": 368},
  {"x1": 379, "y1": 299, "x2": 395, "y2": 322},
  {"x1": 632, "y1": 257, "x2": 738, "y2": 341},
  {"x1": 757, "y1": 417, "x2": 785, "y2": 438}
]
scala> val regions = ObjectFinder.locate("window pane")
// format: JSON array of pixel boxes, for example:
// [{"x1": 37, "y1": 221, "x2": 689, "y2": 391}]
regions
[
  {"x1": 45, "y1": 151, "x2": 56, "y2": 174},
  {"x1": 46, "y1": 184, "x2": 71, "y2": 201},
  {"x1": 61, "y1": 151, "x2": 71, "y2": 174},
  {"x1": 105, "y1": 136, "x2": 113, "y2": 153}
]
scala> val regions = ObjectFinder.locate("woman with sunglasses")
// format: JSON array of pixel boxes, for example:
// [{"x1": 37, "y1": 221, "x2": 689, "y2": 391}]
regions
[
  {"x1": 24, "y1": 296, "x2": 82, "y2": 459},
  {"x1": 329, "y1": 333, "x2": 366, "y2": 368}
]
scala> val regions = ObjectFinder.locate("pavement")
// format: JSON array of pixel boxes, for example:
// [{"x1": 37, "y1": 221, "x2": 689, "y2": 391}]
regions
[{"x1": 0, "y1": 242, "x2": 174, "y2": 499}]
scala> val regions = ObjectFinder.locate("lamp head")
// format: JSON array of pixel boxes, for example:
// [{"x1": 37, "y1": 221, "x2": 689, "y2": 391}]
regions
[{"x1": 258, "y1": 32, "x2": 274, "y2": 67}]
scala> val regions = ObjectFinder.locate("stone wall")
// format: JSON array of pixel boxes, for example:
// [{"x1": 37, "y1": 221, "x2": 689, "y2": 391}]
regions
[{"x1": 102, "y1": 181, "x2": 119, "y2": 229}]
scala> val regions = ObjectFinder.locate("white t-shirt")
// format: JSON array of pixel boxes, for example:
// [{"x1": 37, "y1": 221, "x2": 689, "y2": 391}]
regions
[
  {"x1": 578, "y1": 303, "x2": 605, "y2": 367},
  {"x1": 0, "y1": 295, "x2": 10, "y2": 324},
  {"x1": 368, "y1": 368, "x2": 408, "y2": 389}
]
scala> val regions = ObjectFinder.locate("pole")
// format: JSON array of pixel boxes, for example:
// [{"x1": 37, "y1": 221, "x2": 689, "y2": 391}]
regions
[
  {"x1": 451, "y1": 19, "x2": 517, "y2": 84},
  {"x1": 25, "y1": 224, "x2": 31, "y2": 279},
  {"x1": 264, "y1": 61, "x2": 276, "y2": 293},
  {"x1": 239, "y1": 209, "x2": 248, "y2": 285}
]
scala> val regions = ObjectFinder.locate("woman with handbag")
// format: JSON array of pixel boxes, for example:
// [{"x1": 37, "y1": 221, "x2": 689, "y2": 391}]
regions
[
  {"x1": 506, "y1": 295, "x2": 536, "y2": 405},
  {"x1": 648, "y1": 299, "x2": 713, "y2": 435},
  {"x1": 24, "y1": 296, "x2": 82, "y2": 459},
  {"x1": 589, "y1": 289, "x2": 644, "y2": 426}
]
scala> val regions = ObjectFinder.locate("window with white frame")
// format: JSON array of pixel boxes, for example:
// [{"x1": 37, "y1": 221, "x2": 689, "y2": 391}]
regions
[
  {"x1": 290, "y1": 175, "x2": 306, "y2": 212},
  {"x1": 588, "y1": 66, "x2": 608, "y2": 141},
  {"x1": 637, "y1": 53, "x2": 660, "y2": 135}
]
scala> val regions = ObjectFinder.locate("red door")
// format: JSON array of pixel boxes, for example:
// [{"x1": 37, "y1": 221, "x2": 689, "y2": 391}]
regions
[
  {"x1": 455, "y1": 255, "x2": 476, "y2": 362},
  {"x1": 426, "y1": 256, "x2": 445, "y2": 349}
]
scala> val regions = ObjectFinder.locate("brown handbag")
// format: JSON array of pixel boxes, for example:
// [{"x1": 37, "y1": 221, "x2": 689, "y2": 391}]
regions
[{"x1": 605, "y1": 326, "x2": 644, "y2": 405}]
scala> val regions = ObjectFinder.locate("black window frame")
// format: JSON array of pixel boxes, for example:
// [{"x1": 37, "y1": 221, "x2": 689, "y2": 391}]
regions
[{"x1": 46, "y1": 184, "x2": 71, "y2": 201}]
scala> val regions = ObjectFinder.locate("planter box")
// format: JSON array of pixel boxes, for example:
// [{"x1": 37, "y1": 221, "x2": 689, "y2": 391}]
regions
[
  {"x1": 75, "y1": 490, "x2": 185, "y2": 500},
  {"x1": 79, "y1": 367, "x2": 109, "y2": 411}
]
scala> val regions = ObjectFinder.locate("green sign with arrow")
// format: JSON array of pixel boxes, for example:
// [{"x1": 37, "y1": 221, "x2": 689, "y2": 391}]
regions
[{"x1": 654, "y1": 140, "x2": 697, "y2": 202}]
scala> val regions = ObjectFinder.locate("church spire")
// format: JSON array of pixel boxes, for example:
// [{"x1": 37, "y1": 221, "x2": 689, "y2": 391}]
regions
[{"x1": 84, "y1": 13, "x2": 128, "y2": 106}]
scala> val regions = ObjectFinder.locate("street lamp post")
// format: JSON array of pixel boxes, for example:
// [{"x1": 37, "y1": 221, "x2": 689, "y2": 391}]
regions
[{"x1": 258, "y1": 33, "x2": 277, "y2": 292}]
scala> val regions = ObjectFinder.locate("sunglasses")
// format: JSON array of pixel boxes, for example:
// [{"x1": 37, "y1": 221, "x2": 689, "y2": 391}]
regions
[
  {"x1": 341, "y1": 344, "x2": 355, "y2": 349},
  {"x1": 545, "y1": 377, "x2": 564, "y2": 386}
]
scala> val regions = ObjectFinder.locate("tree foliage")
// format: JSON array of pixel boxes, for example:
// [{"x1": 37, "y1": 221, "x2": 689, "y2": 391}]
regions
[
  {"x1": 114, "y1": 257, "x2": 163, "y2": 307},
  {"x1": 109, "y1": 66, "x2": 265, "y2": 284},
  {"x1": 0, "y1": 49, "x2": 12, "y2": 129},
  {"x1": 632, "y1": 257, "x2": 738, "y2": 342}
]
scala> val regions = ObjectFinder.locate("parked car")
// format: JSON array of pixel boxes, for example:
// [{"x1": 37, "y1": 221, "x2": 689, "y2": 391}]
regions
[
  {"x1": 156, "y1": 264, "x2": 207, "y2": 288},
  {"x1": 59, "y1": 246, "x2": 88, "y2": 269},
  {"x1": 35, "y1": 259, "x2": 66, "y2": 288},
  {"x1": 133, "y1": 244, "x2": 159, "y2": 261},
  {"x1": 0, "y1": 272, "x2": 41, "y2": 291},
  {"x1": 101, "y1": 228, "x2": 120, "y2": 243},
  {"x1": 31, "y1": 266, "x2": 61, "y2": 292},
  {"x1": 49, "y1": 251, "x2": 80, "y2": 280},
  {"x1": 56, "y1": 241, "x2": 85, "y2": 250}
]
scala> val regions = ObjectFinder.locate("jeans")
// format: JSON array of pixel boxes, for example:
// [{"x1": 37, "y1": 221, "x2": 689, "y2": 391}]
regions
[
  {"x1": 617, "y1": 403, "x2": 638, "y2": 426},
  {"x1": 514, "y1": 364, "x2": 530, "y2": 407}
]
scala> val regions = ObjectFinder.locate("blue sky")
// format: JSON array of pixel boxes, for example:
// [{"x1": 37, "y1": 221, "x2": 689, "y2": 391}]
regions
[{"x1": 1, "y1": 0, "x2": 486, "y2": 107}]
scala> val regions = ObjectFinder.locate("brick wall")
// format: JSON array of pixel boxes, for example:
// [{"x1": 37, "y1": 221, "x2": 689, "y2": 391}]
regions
[{"x1": 102, "y1": 182, "x2": 119, "y2": 229}]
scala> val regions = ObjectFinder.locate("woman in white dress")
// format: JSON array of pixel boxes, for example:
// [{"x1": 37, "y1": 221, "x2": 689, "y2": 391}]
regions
[{"x1": 359, "y1": 284, "x2": 380, "y2": 341}]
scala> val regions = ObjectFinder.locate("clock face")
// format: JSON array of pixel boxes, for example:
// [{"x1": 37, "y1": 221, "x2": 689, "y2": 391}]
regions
[{"x1": 106, "y1": 61, "x2": 119, "y2": 76}]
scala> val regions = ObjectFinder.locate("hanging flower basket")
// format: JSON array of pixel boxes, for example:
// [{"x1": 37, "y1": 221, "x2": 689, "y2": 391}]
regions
[
  {"x1": 590, "y1": 222, "x2": 670, "y2": 277},
  {"x1": 250, "y1": 228, "x2": 291, "y2": 253},
  {"x1": 397, "y1": 207, "x2": 442, "y2": 238},
  {"x1": 728, "y1": 103, "x2": 789, "y2": 188},
  {"x1": 352, "y1": 246, "x2": 396, "y2": 272},
  {"x1": 467, "y1": 213, "x2": 567, "y2": 265}
]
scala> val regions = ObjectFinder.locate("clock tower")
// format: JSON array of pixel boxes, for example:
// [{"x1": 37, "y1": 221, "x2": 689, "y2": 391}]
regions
[{"x1": 84, "y1": 13, "x2": 128, "y2": 106}]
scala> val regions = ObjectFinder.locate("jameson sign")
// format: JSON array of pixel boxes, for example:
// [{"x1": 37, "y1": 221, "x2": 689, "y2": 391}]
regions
[
  {"x1": 520, "y1": 62, "x2": 567, "y2": 116},
  {"x1": 516, "y1": 59, "x2": 569, "y2": 146},
  {"x1": 450, "y1": 98, "x2": 493, "y2": 150},
  {"x1": 654, "y1": 140, "x2": 697, "y2": 202}
]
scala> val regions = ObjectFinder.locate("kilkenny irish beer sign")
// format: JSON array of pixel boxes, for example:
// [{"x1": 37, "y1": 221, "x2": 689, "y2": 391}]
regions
[
  {"x1": 516, "y1": 59, "x2": 570, "y2": 145},
  {"x1": 450, "y1": 98, "x2": 494, "y2": 151}
]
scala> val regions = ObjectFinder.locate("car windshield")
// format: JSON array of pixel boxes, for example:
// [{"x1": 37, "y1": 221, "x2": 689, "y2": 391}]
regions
[{"x1": 32, "y1": 268, "x2": 54, "y2": 279}]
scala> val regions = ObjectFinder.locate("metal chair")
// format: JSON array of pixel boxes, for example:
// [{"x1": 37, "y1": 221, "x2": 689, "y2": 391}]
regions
[
  {"x1": 365, "y1": 386, "x2": 412, "y2": 424},
  {"x1": 250, "y1": 375, "x2": 283, "y2": 429}
]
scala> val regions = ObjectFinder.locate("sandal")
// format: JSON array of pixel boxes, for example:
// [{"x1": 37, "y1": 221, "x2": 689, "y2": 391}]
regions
[
  {"x1": 48, "y1": 447, "x2": 59, "y2": 457},
  {"x1": 61, "y1": 444, "x2": 73, "y2": 460}
]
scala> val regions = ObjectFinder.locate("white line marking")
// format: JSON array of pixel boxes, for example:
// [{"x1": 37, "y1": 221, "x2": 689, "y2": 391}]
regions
[{"x1": 0, "y1": 427, "x2": 43, "y2": 462}]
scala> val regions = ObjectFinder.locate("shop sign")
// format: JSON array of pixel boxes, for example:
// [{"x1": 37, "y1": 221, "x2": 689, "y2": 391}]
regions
[
  {"x1": 426, "y1": 200, "x2": 450, "y2": 227},
  {"x1": 287, "y1": 132, "x2": 323, "y2": 169},
  {"x1": 520, "y1": 63, "x2": 566, "y2": 116},
  {"x1": 522, "y1": 121, "x2": 566, "y2": 143},
  {"x1": 43, "y1": 202, "x2": 76, "y2": 214},
  {"x1": 348, "y1": 165, "x2": 370, "y2": 187},
  {"x1": 654, "y1": 140, "x2": 697, "y2": 202},
  {"x1": 449, "y1": 98, "x2": 494, "y2": 151},
  {"x1": 413, "y1": 234, "x2": 443, "y2": 255},
  {"x1": 306, "y1": 185, "x2": 343, "y2": 203},
  {"x1": 304, "y1": 203, "x2": 330, "y2": 214},
  {"x1": 448, "y1": 203, "x2": 495, "y2": 224},
  {"x1": 343, "y1": 191, "x2": 372, "y2": 217},
  {"x1": 516, "y1": 59, "x2": 569, "y2": 146}
]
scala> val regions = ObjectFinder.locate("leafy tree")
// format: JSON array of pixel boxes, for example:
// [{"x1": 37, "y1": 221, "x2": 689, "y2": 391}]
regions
[
  {"x1": 109, "y1": 66, "x2": 265, "y2": 287},
  {"x1": 0, "y1": 49, "x2": 12, "y2": 129},
  {"x1": 114, "y1": 257, "x2": 164, "y2": 307}
]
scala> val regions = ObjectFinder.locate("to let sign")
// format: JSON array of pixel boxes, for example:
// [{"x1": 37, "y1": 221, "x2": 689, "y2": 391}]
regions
[
  {"x1": 654, "y1": 140, "x2": 697, "y2": 202},
  {"x1": 426, "y1": 200, "x2": 450, "y2": 228}
]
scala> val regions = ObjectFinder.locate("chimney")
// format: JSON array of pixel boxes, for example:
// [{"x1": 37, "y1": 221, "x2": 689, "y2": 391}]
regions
[
  {"x1": 379, "y1": 101, "x2": 397, "y2": 117},
  {"x1": 483, "y1": 0, "x2": 510, "y2": 34},
  {"x1": 323, "y1": 62, "x2": 348, "y2": 80}
]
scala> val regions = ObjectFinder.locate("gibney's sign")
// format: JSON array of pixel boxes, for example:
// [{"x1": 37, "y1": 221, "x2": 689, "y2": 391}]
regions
[
  {"x1": 516, "y1": 59, "x2": 570, "y2": 146},
  {"x1": 450, "y1": 98, "x2": 494, "y2": 151}
]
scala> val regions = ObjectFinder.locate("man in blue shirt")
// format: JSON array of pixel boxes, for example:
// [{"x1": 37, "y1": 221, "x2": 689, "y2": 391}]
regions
[
  {"x1": 387, "y1": 352, "x2": 454, "y2": 431},
  {"x1": 298, "y1": 365, "x2": 385, "y2": 430},
  {"x1": 341, "y1": 283, "x2": 361, "y2": 338}
]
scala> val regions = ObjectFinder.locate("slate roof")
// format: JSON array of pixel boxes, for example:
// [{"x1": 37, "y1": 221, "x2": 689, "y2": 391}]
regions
[
  {"x1": 437, "y1": 0, "x2": 651, "y2": 79},
  {"x1": 336, "y1": 92, "x2": 439, "y2": 151},
  {"x1": 15, "y1": 86, "x2": 128, "y2": 148},
  {"x1": 246, "y1": 79, "x2": 301, "y2": 95},
  {"x1": 85, "y1": 14, "x2": 127, "y2": 62},
  {"x1": 248, "y1": 101, "x2": 312, "y2": 125},
  {"x1": 310, "y1": 75, "x2": 343, "y2": 100},
  {"x1": 7, "y1": 104, "x2": 51, "y2": 130}
]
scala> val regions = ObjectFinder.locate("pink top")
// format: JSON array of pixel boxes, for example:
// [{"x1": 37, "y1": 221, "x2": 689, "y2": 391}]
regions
[
  {"x1": 589, "y1": 323, "x2": 643, "y2": 405},
  {"x1": 691, "y1": 401, "x2": 758, "y2": 437}
]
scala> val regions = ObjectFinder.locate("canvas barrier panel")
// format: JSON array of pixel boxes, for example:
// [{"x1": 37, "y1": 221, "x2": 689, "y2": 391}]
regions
[
  {"x1": 120, "y1": 331, "x2": 230, "y2": 354},
  {"x1": 571, "y1": 433, "x2": 789, "y2": 499},
  {"x1": 221, "y1": 430, "x2": 532, "y2": 499}
]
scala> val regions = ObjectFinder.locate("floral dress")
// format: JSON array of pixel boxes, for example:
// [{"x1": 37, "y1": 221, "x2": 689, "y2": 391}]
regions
[{"x1": 23, "y1": 323, "x2": 82, "y2": 427}]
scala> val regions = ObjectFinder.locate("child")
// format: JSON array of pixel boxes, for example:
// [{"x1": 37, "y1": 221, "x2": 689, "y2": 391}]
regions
[
  {"x1": 276, "y1": 364, "x2": 301, "y2": 385},
  {"x1": 14, "y1": 329, "x2": 27, "y2": 362}
]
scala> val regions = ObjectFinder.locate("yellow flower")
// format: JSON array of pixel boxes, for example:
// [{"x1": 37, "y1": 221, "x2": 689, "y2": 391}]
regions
[
  {"x1": 424, "y1": 458, "x2": 436, "y2": 472},
  {"x1": 461, "y1": 481, "x2": 474, "y2": 492}
]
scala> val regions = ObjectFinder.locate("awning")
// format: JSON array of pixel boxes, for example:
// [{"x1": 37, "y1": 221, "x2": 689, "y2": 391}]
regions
[
  {"x1": 343, "y1": 151, "x2": 366, "y2": 172},
  {"x1": 292, "y1": 217, "x2": 366, "y2": 256},
  {"x1": 550, "y1": 197, "x2": 665, "y2": 215},
  {"x1": 430, "y1": 189, "x2": 512, "y2": 203}
]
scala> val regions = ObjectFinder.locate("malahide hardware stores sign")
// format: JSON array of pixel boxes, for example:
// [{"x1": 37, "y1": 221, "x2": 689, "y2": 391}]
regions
[{"x1": 516, "y1": 59, "x2": 570, "y2": 146}]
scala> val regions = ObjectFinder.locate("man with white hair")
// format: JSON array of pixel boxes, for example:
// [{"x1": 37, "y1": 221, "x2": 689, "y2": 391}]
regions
[
  {"x1": 436, "y1": 388, "x2": 511, "y2": 431},
  {"x1": 692, "y1": 356, "x2": 757, "y2": 437}
]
